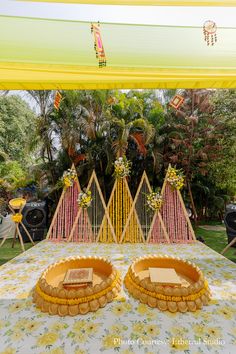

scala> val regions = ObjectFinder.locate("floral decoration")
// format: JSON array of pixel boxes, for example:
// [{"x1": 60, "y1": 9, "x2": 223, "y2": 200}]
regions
[
  {"x1": 11, "y1": 213, "x2": 23, "y2": 223},
  {"x1": 77, "y1": 190, "x2": 92, "y2": 209},
  {"x1": 62, "y1": 168, "x2": 77, "y2": 188},
  {"x1": 146, "y1": 191, "x2": 163, "y2": 211},
  {"x1": 114, "y1": 156, "x2": 131, "y2": 179},
  {"x1": 166, "y1": 167, "x2": 185, "y2": 190}
]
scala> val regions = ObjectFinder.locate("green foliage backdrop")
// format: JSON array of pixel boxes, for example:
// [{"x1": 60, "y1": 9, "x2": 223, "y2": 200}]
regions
[
  {"x1": 0, "y1": 95, "x2": 36, "y2": 191},
  {"x1": 1, "y1": 89, "x2": 236, "y2": 222}
]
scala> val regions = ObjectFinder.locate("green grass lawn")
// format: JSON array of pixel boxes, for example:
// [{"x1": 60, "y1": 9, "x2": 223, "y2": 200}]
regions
[
  {"x1": 0, "y1": 239, "x2": 37, "y2": 266},
  {"x1": 0, "y1": 225, "x2": 235, "y2": 265},
  {"x1": 195, "y1": 226, "x2": 236, "y2": 264}
]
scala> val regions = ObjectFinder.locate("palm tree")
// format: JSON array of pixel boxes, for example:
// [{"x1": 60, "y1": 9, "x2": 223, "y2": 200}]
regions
[
  {"x1": 110, "y1": 117, "x2": 154, "y2": 158},
  {"x1": 53, "y1": 91, "x2": 87, "y2": 165},
  {"x1": 54, "y1": 90, "x2": 111, "y2": 163},
  {"x1": 27, "y1": 90, "x2": 57, "y2": 184}
]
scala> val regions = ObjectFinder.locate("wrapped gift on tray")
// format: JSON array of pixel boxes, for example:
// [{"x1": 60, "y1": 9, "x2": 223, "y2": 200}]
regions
[{"x1": 63, "y1": 268, "x2": 93, "y2": 289}]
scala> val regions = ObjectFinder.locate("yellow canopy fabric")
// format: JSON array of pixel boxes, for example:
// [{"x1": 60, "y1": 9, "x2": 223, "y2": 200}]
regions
[
  {"x1": 0, "y1": 14, "x2": 236, "y2": 89},
  {"x1": 19, "y1": 1, "x2": 236, "y2": 6},
  {"x1": 1, "y1": 63, "x2": 236, "y2": 90}
]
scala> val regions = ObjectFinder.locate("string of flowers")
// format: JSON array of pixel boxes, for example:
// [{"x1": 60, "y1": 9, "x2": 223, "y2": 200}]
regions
[
  {"x1": 62, "y1": 168, "x2": 77, "y2": 188},
  {"x1": 113, "y1": 156, "x2": 131, "y2": 179},
  {"x1": 77, "y1": 190, "x2": 92, "y2": 209},
  {"x1": 11, "y1": 213, "x2": 23, "y2": 223},
  {"x1": 166, "y1": 167, "x2": 185, "y2": 190},
  {"x1": 146, "y1": 191, "x2": 163, "y2": 211}
]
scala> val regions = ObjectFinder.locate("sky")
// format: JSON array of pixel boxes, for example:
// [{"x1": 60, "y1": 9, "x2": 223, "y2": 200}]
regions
[{"x1": 0, "y1": 0, "x2": 235, "y2": 27}]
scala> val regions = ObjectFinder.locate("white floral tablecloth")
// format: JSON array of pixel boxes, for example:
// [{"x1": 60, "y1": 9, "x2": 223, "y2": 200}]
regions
[{"x1": 0, "y1": 241, "x2": 235, "y2": 354}]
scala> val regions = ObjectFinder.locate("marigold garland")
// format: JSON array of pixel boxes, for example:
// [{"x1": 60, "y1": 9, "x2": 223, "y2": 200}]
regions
[
  {"x1": 125, "y1": 269, "x2": 209, "y2": 302},
  {"x1": 35, "y1": 271, "x2": 120, "y2": 305},
  {"x1": 11, "y1": 213, "x2": 23, "y2": 223},
  {"x1": 166, "y1": 167, "x2": 185, "y2": 190}
]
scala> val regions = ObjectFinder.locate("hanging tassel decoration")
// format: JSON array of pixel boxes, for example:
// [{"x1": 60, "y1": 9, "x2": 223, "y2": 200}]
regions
[
  {"x1": 91, "y1": 22, "x2": 107, "y2": 67},
  {"x1": 169, "y1": 94, "x2": 185, "y2": 110},
  {"x1": 54, "y1": 91, "x2": 62, "y2": 110},
  {"x1": 203, "y1": 20, "x2": 217, "y2": 46}
]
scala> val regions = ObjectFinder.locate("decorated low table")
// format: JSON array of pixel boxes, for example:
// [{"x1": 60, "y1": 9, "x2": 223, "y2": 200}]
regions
[
  {"x1": 33, "y1": 256, "x2": 121, "y2": 316},
  {"x1": 124, "y1": 255, "x2": 211, "y2": 312},
  {"x1": 0, "y1": 241, "x2": 235, "y2": 353}
]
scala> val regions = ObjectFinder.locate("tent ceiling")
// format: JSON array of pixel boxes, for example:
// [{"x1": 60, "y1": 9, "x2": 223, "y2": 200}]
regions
[
  {"x1": 18, "y1": 1, "x2": 236, "y2": 6},
  {"x1": 0, "y1": 13, "x2": 236, "y2": 89}
]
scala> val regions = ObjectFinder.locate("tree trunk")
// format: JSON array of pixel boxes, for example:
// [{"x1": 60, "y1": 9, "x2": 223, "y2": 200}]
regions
[
  {"x1": 46, "y1": 145, "x2": 56, "y2": 187},
  {"x1": 187, "y1": 180, "x2": 198, "y2": 225}
]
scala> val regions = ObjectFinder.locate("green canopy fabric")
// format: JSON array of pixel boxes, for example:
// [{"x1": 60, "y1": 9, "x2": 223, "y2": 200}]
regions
[{"x1": 0, "y1": 14, "x2": 236, "y2": 89}]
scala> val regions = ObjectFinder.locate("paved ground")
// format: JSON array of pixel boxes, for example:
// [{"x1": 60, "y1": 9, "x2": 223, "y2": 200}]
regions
[{"x1": 199, "y1": 225, "x2": 226, "y2": 232}]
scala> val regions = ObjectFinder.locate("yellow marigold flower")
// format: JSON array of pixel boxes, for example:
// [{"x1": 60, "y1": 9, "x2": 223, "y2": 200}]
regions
[
  {"x1": 85, "y1": 323, "x2": 100, "y2": 334},
  {"x1": 77, "y1": 191, "x2": 92, "y2": 208},
  {"x1": 16, "y1": 291, "x2": 30, "y2": 299},
  {"x1": 74, "y1": 350, "x2": 86, "y2": 354},
  {"x1": 72, "y1": 320, "x2": 87, "y2": 333},
  {"x1": 0, "y1": 348, "x2": 16, "y2": 354},
  {"x1": 47, "y1": 348, "x2": 65, "y2": 354},
  {"x1": 10, "y1": 331, "x2": 24, "y2": 341},
  {"x1": 115, "y1": 294, "x2": 126, "y2": 302},
  {"x1": 193, "y1": 324, "x2": 205, "y2": 337},
  {"x1": 64, "y1": 177, "x2": 72, "y2": 188},
  {"x1": 216, "y1": 306, "x2": 234, "y2": 320},
  {"x1": 171, "y1": 326, "x2": 187, "y2": 336},
  {"x1": 11, "y1": 213, "x2": 23, "y2": 223},
  {"x1": 9, "y1": 302, "x2": 26, "y2": 313},
  {"x1": 200, "y1": 312, "x2": 212, "y2": 321},
  {"x1": 205, "y1": 326, "x2": 222, "y2": 338},
  {"x1": 37, "y1": 332, "x2": 59, "y2": 346},
  {"x1": 114, "y1": 156, "x2": 131, "y2": 178},
  {"x1": 50, "y1": 322, "x2": 66, "y2": 331},
  {"x1": 103, "y1": 334, "x2": 121, "y2": 349},
  {"x1": 167, "y1": 167, "x2": 184, "y2": 190},
  {"x1": 74, "y1": 332, "x2": 88, "y2": 343},
  {"x1": 123, "y1": 302, "x2": 132, "y2": 311},
  {"x1": 13, "y1": 318, "x2": 28, "y2": 331},
  {"x1": 209, "y1": 299, "x2": 218, "y2": 305},
  {"x1": 170, "y1": 337, "x2": 189, "y2": 351},
  {"x1": 137, "y1": 303, "x2": 149, "y2": 315},
  {"x1": 25, "y1": 320, "x2": 41, "y2": 332},
  {"x1": 0, "y1": 320, "x2": 6, "y2": 330},
  {"x1": 110, "y1": 324, "x2": 125, "y2": 334},
  {"x1": 112, "y1": 304, "x2": 128, "y2": 316},
  {"x1": 145, "y1": 324, "x2": 160, "y2": 336},
  {"x1": 132, "y1": 322, "x2": 145, "y2": 334}
]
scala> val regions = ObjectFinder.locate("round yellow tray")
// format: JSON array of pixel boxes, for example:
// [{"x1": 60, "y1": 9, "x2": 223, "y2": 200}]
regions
[
  {"x1": 9, "y1": 198, "x2": 26, "y2": 210},
  {"x1": 33, "y1": 256, "x2": 121, "y2": 316},
  {"x1": 124, "y1": 255, "x2": 211, "y2": 313}
]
